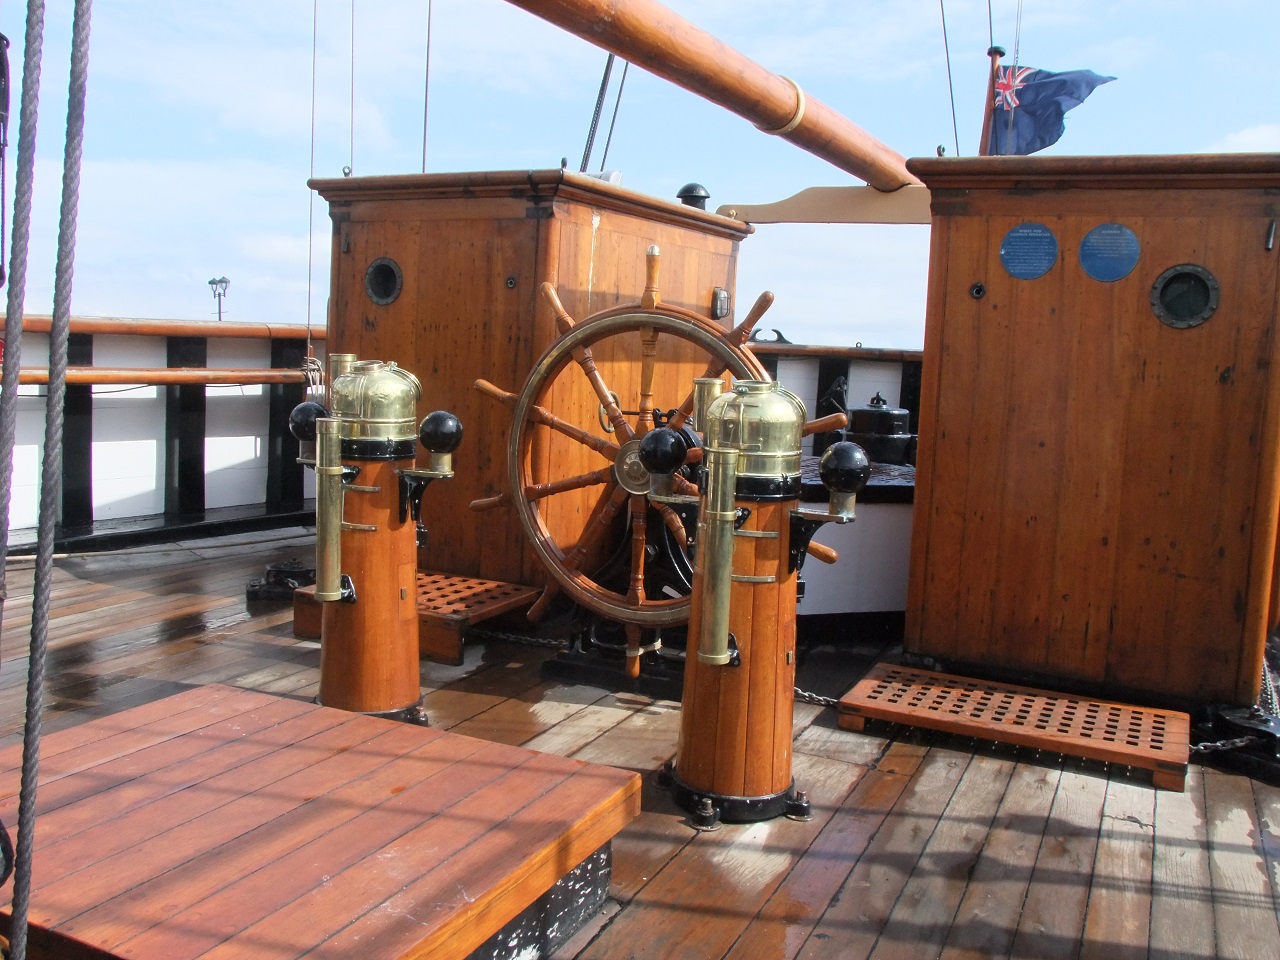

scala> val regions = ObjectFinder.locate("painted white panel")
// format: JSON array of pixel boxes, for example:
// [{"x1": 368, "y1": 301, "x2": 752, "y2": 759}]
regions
[
  {"x1": 846, "y1": 359, "x2": 903, "y2": 409},
  {"x1": 206, "y1": 338, "x2": 269, "y2": 369},
  {"x1": 775, "y1": 358, "x2": 820, "y2": 454},
  {"x1": 205, "y1": 377, "x2": 269, "y2": 508},
  {"x1": 17, "y1": 332, "x2": 50, "y2": 366},
  {"x1": 796, "y1": 502, "x2": 913, "y2": 615},
  {"x1": 92, "y1": 451, "x2": 164, "y2": 518},
  {"x1": 92, "y1": 334, "x2": 167, "y2": 368},
  {"x1": 11, "y1": 399, "x2": 46, "y2": 527},
  {"x1": 92, "y1": 389, "x2": 166, "y2": 519}
]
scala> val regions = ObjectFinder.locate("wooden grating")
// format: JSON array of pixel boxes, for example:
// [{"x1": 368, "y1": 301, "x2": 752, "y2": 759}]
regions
[
  {"x1": 838, "y1": 662, "x2": 1190, "y2": 790},
  {"x1": 416, "y1": 571, "x2": 539, "y2": 624},
  {"x1": 416, "y1": 572, "x2": 540, "y2": 666}
]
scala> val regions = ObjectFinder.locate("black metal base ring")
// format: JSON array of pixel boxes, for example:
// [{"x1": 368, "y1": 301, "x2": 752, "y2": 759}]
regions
[
  {"x1": 663, "y1": 761, "x2": 810, "y2": 826},
  {"x1": 315, "y1": 698, "x2": 429, "y2": 726}
]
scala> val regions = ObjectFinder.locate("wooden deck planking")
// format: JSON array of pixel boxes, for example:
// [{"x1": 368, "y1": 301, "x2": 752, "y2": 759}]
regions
[
  {"x1": 1150, "y1": 763, "x2": 1217, "y2": 960},
  {"x1": 1008, "y1": 759, "x2": 1109, "y2": 960},
  {"x1": 1078, "y1": 775, "x2": 1155, "y2": 960},
  {"x1": 1204, "y1": 767, "x2": 1280, "y2": 960},
  {"x1": 1, "y1": 534, "x2": 1278, "y2": 958},
  {"x1": 794, "y1": 745, "x2": 971, "y2": 959},
  {"x1": 940, "y1": 760, "x2": 1062, "y2": 960},
  {"x1": 871, "y1": 752, "x2": 1018, "y2": 959}
]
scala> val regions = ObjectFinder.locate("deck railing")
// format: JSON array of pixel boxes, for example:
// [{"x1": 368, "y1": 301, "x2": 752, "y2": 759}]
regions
[{"x1": 4, "y1": 315, "x2": 326, "y2": 550}]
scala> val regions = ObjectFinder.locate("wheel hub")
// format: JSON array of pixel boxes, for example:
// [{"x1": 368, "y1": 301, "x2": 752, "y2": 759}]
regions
[{"x1": 614, "y1": 438, "x2": 652, "y2": 494}]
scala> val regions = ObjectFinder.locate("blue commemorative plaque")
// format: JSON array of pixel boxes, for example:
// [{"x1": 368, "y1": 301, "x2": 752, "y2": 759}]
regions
[
  {"x1": 1079, "y1": 223, "x2": 1141, "y2": 282},
  {"x1": 999, "y1": 223, "x2": 1058, "y2": 280}
]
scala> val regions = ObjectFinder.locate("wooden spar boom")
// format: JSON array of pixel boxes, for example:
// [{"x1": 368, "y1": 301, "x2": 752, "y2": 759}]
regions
[{"x1": 503, "y1": 0, "x2": 920, "y2": 191}]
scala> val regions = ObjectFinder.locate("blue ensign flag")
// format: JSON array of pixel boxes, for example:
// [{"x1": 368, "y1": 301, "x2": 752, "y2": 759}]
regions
[{"x1": 988, "y1": 66, "x2": 1114, "y2": 156}]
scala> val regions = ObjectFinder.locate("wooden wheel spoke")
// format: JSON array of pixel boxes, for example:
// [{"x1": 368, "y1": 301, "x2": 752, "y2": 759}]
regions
[
  {"x1": 636, "y1": 325, "x2": 659, "y2": 437},
  {"x1": 523, "y1": 467, "x2": 613, "y2": 502},
  {"x1": 572, "y1": 344, "x2": 635, "y2": 442},
  {"x1": 627, "y1": 494, "x2": 649, "y2": 608},
  {"x1": 672, "y1": 474, "x2": 700, "y2": 497},
  {"x1": 653, "y1": 501, "x2": 690, "y2": 547},
  {"x1": 528, "y1": 404, "x2": 620, "y2": 461},
  {"x1": 563, "y1": 481, "x2": 628, "y2": 573},
  {"x1": 666, "y1": 292, "x2": 774, "y2": 432}
]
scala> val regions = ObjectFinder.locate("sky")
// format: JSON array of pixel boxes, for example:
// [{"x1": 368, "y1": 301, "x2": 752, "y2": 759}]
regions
[{"x1": 1, "y1": 0, "x2": 1277, "y2": 350}]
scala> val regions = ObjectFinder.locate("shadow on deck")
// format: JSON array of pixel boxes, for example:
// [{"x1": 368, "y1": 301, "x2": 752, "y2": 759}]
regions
[{"x1": 0, "y1": 531, "x2": 1275, "y2": 960}]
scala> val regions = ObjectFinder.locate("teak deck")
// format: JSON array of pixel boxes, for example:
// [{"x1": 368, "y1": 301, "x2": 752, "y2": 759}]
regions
[
  {"x1": 0, "y1": 684, "x2": 639, "y2": 960},
  {"x1": 2, "y1": 531, "x2": 1280, "y2": 959},
  {"x1": 838, "y1": 663, "x2": 1191, "y2": 791}
]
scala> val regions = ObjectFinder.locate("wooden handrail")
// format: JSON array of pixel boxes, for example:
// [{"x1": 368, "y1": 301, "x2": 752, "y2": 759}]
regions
[
  {"x1": 503, "y1": 0, "x2": 918, "y2": 190},
  {"x1": 9, "y1": 315, "x2": 326, "y2": 340},
  {"x1": 19, "y1": 367, "x2": 309, "y2": 386}
]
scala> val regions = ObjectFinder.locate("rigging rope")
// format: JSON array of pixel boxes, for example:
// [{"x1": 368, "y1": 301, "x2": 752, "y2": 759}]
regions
[
  {"x1": 579, "y1": 53, "x2": 614, "y2": 173},
  {"x1": 9, "y1": 4, "x2": 93, "y2": 956},
  {"x1": 938, "y1": 0, "x2": 959, "y2": 157},
  {"x1": 0, "y1": 0, "x2": 46, "y2": 627},
  {"x1": 348, "y1": 0, "x2": 355, "y2": 175},
  {"x1": 598, "y1": 61, "x2": 628, "y2": 172},
  {"x1": 0, "y1": 32, "x2": 10, "y2": 287},
  {"x1": 1006, "y1": 0, "x2": 1023, "y2": 146},
  {"x1": 305, "y1": 0, "x2": 318, "y2": 359},
  {"x1": 421, "y1": 0, "x2": 433, "y2": 173}
]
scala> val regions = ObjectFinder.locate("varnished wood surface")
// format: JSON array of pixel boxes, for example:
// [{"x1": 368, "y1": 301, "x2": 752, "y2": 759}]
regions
[
  {"x1": 906, "y1": 158, "x2": 1280, "y2": 707},
  {"x1": 1, "y1": 531, "x2": 1278, "y2": 959},
  {"x1": 0, "y1": 684, "x2": 639, "y2": 960},
  {"x1": 319, "y1": 170, "x2": 748, "y2": 588},
  {"x1": 14, "y1": 315, "x2": 324, "y2": 340}
]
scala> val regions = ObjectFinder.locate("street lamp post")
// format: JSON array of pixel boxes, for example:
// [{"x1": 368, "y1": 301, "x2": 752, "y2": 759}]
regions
[{"x1": 208, "y1": 276, "x2": 229, "y2": 321}]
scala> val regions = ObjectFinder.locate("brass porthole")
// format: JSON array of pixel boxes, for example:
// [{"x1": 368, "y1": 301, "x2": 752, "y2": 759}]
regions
[
  {"x1": 365, "y1": 257, "x2": 403, "y2": 306},
  {"x1": 1150, "y1": 263, "x2": 1219, "y2": 329}
]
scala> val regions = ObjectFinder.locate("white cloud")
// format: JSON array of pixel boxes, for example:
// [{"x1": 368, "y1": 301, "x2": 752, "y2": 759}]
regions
[{"x1": 1207, "y1": 124, "x2": 1280, "y2": 153}]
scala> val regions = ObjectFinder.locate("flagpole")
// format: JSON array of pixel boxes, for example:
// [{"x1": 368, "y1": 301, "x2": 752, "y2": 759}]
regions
[{"x1": 978, "y1": 45, "x2": 1004, "y2": 156}]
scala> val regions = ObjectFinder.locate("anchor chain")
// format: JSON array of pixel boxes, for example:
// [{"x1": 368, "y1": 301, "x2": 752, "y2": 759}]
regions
[
  {"x1": 465, "y1": 626, "x2": 570, "y2": 650},
  {"x1": 459, "y1": 630, "x2": 843, "y2": 711},
  {"x1": 793, "y1": 687, "x2": 838, "y2": 708},
  {"x1": 1190, "y1": 735, "x2": 1261, "y2": 754}
]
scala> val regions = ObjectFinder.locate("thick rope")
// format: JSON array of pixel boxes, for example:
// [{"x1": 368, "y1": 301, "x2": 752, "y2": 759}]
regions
[
  {"x1": 9, "y1": 3, "x2": 91, "y2": 958},
  {"x1": 0, "y1": 0, "x2": 46, "y2": 587}
]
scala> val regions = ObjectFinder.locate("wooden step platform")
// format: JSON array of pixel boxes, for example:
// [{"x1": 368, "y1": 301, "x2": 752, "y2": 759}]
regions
[
  {"x1": 838, "y1": 663, "x2": 1191, "y2": 790},
  {"x1": 292, "y1": 573, "x2": 539, "y2": 665},
  {"x1": 0, "y1": 684, "x2": 640, "y2": 959},
  {"x1": 416, "y1": 572, "x2": 540, "y2": 665}
]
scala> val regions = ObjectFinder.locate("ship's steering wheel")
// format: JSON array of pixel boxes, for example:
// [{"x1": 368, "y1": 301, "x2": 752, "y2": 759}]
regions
[{"x1": 471, "y1": 246, "x2": 771, "y2": 666}]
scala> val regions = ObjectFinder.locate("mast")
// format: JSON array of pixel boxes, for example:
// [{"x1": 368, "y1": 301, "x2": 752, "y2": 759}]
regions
[
  {"x1": 502, "y1": 0, "x2": 919, "y2": 191},
  {"x1": 978, "y1": 45, "x2": 1005, "y2": 156}
]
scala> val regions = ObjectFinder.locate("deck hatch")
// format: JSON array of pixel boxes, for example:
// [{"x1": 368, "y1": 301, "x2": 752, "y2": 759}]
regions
[{"x1": 838, "y1": 662, "x2": 1190, "y2": 790}]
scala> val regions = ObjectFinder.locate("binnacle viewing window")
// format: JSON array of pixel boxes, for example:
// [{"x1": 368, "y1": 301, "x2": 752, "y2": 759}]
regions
[
  {"x1": 365, "y1": 257, "x2": 403, "y2": 306},
  {"x1": 1150, "y1": 263, "x2": 1219, "y2": 329}
]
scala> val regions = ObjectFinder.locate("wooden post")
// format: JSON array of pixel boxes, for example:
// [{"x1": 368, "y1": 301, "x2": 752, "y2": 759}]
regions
[{"x1": 978, "y1": 46, "x2": 1004, "y2": 157}]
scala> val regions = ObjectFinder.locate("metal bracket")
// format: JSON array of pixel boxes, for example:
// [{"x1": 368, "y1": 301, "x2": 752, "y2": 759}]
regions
[
  {"x1": 733, "y1": 507, "x2": 751, "y2": 531},
  {"x1": 789, "y1": 512, "x2": 829, "y2": 574},
  {"x1": 1217, "y1": 705, "x2": 1280, "y2": 756},
  {"x1": 725, "y1": 633, "x2": 741, "y2": 668},
  {"x1": 336, "y1": 574, "x2": 357, "y2": 604},
  {"x1": 398, "y1": 467, "x2": 452, "y2": 523}
]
